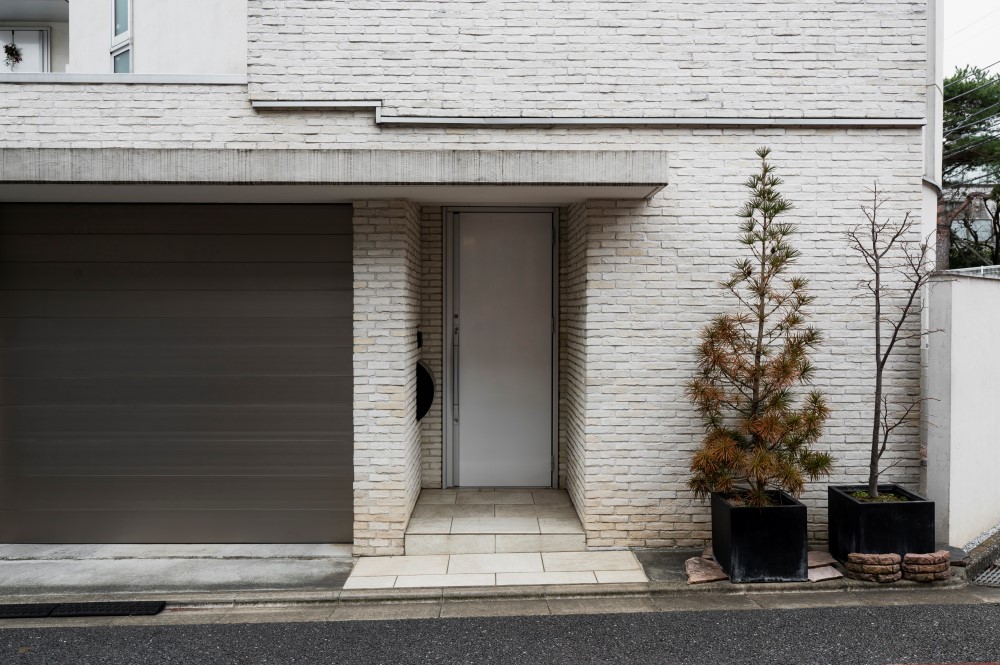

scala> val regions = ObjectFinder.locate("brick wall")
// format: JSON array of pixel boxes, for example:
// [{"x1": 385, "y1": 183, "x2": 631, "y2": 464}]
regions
[
  {"x1": 575, "y1": 142, "x2": 923, "y2": 547},
  {"x1": 352, "y1": 200, "x2": 422, "y2": 556},
  {"x1": 560, "y1": 202, "x2": 589, "y2": 522},
  {"x1": 419, "y1": 206, "x2": 444, "y2": 489},
  {"x1": 247, "y1": 0, "x2": 925, "y2": 119}
]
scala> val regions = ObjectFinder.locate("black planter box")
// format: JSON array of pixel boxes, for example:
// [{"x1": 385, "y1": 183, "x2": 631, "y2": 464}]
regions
[
  {"x1": 827, "y1": 484, "x2": 935, "y2": 563},
  {"x1": 711, "y1": 490, "x2": 808, "y2": 583}
]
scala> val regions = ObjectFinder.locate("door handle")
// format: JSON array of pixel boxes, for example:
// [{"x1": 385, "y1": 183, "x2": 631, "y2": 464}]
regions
[{"x1": 452, "y1": 327, "x2": 459, "y2": 423}]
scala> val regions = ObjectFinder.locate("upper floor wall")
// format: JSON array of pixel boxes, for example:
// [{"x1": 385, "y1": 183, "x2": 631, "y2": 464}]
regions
[
  {"x1": 247, "y1": 0, "x2": 928, "y2": 119},
  {"x1": 67, "y1": 0, "x2": 246, "y2": 75}
]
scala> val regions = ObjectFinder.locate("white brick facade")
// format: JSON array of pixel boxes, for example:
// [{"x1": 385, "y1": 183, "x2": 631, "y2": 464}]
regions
[
  {"x1": 419, "y1": 207, "x2": 444, "y2": 489},
  {"x1": 247, "y1": 0, "x2": 925, "y2": 119},
  {"x1": 0, "y1": 0, "x2": 931, "y2": 554},
  {"x1": 352, "y1": 200, "x2": 422, "y2": 556}
]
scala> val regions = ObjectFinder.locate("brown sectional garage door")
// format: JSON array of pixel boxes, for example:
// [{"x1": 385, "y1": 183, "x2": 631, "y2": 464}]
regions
[{"x1": 0, "y1": 204, "x2": 353, "y2": 543}]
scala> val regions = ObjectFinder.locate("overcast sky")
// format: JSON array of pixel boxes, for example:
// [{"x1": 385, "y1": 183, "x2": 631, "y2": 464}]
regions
[{"x1": 944, "y1": 0, "x2": 1000, "y2": 75}]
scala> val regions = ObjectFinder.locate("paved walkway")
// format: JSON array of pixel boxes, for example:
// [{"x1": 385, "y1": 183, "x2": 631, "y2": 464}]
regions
[
  {"x1": 0, "y1": 544, "x2": 353, "y2": 596},
  {"x1": 345, "y1": 488, "x2": 649, "y2": 589},
  {"x1": 345, "y1": 550, "x2": 648, "y2": 589}
]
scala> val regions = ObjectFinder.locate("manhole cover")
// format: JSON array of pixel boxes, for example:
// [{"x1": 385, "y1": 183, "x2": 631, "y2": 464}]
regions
[{"x1": 974, "y1": 564, "x2": 1000, "y2": 587}]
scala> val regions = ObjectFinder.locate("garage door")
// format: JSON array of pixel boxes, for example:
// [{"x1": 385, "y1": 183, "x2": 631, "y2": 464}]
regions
[{"x1": 0, "y1": 204, "x2": 353, "y2": 543}]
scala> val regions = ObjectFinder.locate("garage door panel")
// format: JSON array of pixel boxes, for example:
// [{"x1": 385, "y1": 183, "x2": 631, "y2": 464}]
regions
[
  {"x1": 0, "y1": 204, "x2": 353, "y2": 236},
  {"x1": 1, "y1": 346, "x2": 352, "y2": 377},
  {"x1": 9, "y1": 437, "x2": 353, "y2": 476},
  {"x1": 1, "y1": 376, "x2": 352, "y2": 407},
  {"x1": 0, "y1": 290, "x2": 351, "y2": 318},
  {"x1": 0, "y1": 203, "x2": 354, "y2": 543},
  {"x1": 0, "y1": 475, "x2": 354, "y2": 511},
  {"x1": 5, "y1": 317, "x2": 353, "y2": 347},
  {"x1": 0, "y1": 262, "x2": 353, "y2": 291},
  {"x1": 0, "y1": 234, "x2": 352, "y2": 263},
  {"x1": 0, "y1": 509, "x2": 354, "y2": 544},
  {"x1": 3, "y1": 405, "x2": 350, "y2": 434}
]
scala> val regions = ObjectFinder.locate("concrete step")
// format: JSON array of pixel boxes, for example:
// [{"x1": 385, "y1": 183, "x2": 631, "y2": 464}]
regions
[{"x1": 405, "y1": 489, "x2": 586, "y2": 555}]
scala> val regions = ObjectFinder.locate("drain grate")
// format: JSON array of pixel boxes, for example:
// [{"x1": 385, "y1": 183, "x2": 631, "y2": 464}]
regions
[
  {"x1": 0, "y1": 601, "x2": 165, "y2": 620},
  {"x1": 0, "y1": 605, "x2": 58, "y2": 620},
  {"x1": 974, "y1": 564, "x2": 1000, "y2": 587}
]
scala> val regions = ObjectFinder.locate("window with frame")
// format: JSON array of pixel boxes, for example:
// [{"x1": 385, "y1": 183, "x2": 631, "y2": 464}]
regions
[
  {"x1": 1, "y1": 28, "x2": 51, "y2": 73},
  {"x1": 111, "y1": 0, "x2": 131, "y2": 73}
]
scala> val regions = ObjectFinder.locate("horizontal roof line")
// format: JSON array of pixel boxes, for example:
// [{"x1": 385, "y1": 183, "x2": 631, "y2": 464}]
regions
[{"x1": 252, "y1": 101, "x2": 924, "y2": 128}]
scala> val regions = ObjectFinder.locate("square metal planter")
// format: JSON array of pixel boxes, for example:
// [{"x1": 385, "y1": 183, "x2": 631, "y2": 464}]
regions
[
  {"x1": 711, "y1": 490, "x2": 808, "y2": 583},
  {"x1": 827, "y1": 484, "x2": 935, "y2": 563}
]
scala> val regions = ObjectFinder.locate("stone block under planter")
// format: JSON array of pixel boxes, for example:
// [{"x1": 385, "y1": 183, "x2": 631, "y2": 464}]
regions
[
  {"x1": 845, "y1": 552, "x2": 901, "y2": 583},
  {"x1": 902, "y1": 550, "x2": 951, "y2": 582},
  {"x1": 828, "y1": 484, "x2": 934, "y2": 563},
  {"x1": 711, "y1": 490, "x2": 808, "y2": 583}
]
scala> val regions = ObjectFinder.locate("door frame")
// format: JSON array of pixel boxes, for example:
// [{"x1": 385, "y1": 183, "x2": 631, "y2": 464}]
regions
[{"x1": 443, "y1": 207, "x2": 560, "y2": 489}]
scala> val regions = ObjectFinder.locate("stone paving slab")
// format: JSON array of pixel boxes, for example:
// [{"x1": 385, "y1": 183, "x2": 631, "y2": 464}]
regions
[{"x1": 344, "y1": 550, "x2": 649, "y2": 589}]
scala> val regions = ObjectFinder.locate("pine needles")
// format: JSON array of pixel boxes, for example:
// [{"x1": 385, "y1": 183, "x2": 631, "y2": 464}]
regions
[{"x1": 687, "y1": 147, "x2": 832, "y2": 507}]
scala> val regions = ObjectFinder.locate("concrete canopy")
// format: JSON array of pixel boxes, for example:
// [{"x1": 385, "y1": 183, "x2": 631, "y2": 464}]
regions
[{"x1": 0, "y1": 148, "x2": 669, "y2": 204}]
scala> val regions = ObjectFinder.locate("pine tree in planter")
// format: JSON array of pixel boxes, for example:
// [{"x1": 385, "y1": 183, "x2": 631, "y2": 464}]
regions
[
  {"x1": 827, "y1": 185, "x2": 936, "y2": 562},
  {"x1": 687, "y1": 147, "x2": 832, "y2": 582}
]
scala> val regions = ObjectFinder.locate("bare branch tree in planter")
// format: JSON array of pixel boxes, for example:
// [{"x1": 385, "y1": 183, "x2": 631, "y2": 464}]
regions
[
  {"x1": 828, "y1": 184, "x2": 936, "y2": 562},
  {"x1": 688, "y1": 147, "x2": 833, "y2": 582}
]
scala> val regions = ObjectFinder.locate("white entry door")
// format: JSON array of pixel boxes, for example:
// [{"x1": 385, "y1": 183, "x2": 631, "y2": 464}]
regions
[{"x1": 450, "y1": 210, "x2": 554, "y2": 487}]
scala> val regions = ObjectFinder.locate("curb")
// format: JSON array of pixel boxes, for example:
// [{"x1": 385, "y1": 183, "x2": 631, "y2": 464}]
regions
[
  {"x1": 0, "y1": 574, "x2": 968, "y2": 610},
  {"x1": 966, "y1": 531, "x2": 1000, "y2": 582}
]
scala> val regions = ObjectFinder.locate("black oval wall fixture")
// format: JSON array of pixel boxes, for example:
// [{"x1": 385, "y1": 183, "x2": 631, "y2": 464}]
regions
[{"x1": 416, "y1": 360, "x2": 435, "y2": 422}]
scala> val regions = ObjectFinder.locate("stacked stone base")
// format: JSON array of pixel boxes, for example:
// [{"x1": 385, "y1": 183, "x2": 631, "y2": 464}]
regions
[
  {"x1": 844, "y1": 551, "x2": 951, "y2": 583},
  {"x1": 902, "y1": 551, "x2": 952, "y2": 582},
  {"x1": 845, "y1": 553, "x2": 902, "y2": 583}
]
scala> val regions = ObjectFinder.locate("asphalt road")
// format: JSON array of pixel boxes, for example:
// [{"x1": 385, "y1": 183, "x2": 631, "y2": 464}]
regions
[{"x1": 2, "y1": 603, "x2": 1000, "y2": 665}]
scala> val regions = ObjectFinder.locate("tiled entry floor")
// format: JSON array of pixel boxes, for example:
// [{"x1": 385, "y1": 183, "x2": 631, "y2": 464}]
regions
[
  {"x1": 344, "y1": 489, "x2": 649, "y2": 589},
  {"x1": 344, "y1": 551, "x2": 648, "y2": 589},
  {"x1": 405, "y1": 489, "x2": 586, "y2": 555}
]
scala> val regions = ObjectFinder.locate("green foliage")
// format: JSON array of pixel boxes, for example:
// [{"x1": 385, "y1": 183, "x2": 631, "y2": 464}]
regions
[
  {"x1": 687, "y1": 147, "x2": 832, "y2": 508},
  {"x1": 849, "y1": 490, "x2": 908, "y2": 504},
  {"x1": 944, "y1": 66, "x2": 1000, "y2": 188}
]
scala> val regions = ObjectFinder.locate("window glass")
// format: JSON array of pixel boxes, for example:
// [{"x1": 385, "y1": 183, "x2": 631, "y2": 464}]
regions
[
  {"x1": 114, "y1": 0, "x2": 129, "y2": 36},
  {"x1": 113, "y1": 49, "x2": 130, "y2": 73}
]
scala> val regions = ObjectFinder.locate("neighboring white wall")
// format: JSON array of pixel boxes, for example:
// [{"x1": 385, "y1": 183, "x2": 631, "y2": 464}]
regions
[
  {"x1": 68, "y1": 0, "x2": 246, "y2": 74},
  {"x1": 67, "y1": 0, "x2": 108, "y2": 73},
  {"x1": 927, "y1": 273, "x2": 1000, "y2": 548},
  {"x1": 134, "y1": 0, "x2": 247, "y2": 75},
  {"x1": 48, "y1": 21, "x2": 67, "y2": 72}
]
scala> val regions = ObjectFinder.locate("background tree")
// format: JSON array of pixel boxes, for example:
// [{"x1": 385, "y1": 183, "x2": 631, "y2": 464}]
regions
[
  {"x1": 687, "y1": 147, "x2": 832, "y2": 508},
  {"x1": 846, "y1": 186, "x2": 933, "y2": 500},
  {"x1": 943, "y1": 66, "x2": 1000, "y2": 267},
  {"x1": 944, "y1": 66, "x2": 1000, "y2": 188}
]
